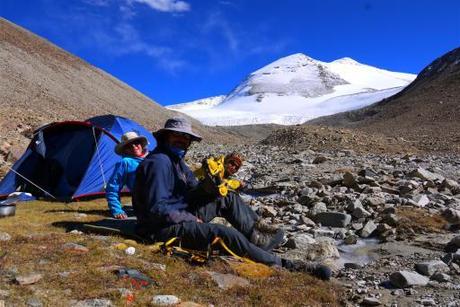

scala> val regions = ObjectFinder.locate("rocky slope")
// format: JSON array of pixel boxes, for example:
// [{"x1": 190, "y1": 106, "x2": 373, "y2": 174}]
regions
[
  {"x1": 188, "y1": 142, "x2": 460, "y2": 306},
  {"x1": 0, "y1": 18, "x2": 238, "y2": 174},
  {"x1": 308, "y1": 47, "x2": 460, "y2": 152}
]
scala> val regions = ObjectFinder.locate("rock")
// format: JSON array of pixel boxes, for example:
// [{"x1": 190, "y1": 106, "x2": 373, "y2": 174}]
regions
[
  {"x1": 71, "y1": 299, "x2": 112, "y2": 307},
  {"x1": 410, "y1": 194, "x2": 430, "y2": 207},
  {"x1": 360, "y1": 220, "x2": 377, "y2": 238},
  {"x1": 0, "y1": 290, "x2": 10, "y2": 298},
  {"x1": 344, "y1": 234, "x2": 358, "y2": 245},
  {"x1": 69, "y1": 230, "x2": 83, "y2": 235},
  {"x1": 62, "y1": 243, "x2": 89, "y2": 253},
  {"x1": 389, "y1": 271, "x2": 429, "y2": 288},
  {"x1": 431, "y1": 272, "x2": 451, "y2": 282},
  {"x1": 343, "y1": 172, "x2": 357, "y2": 188},
  {"x1": 0, "y1": 232, "x2": 11, "y2": 241},
  {"x1": 125, "y1": 247, "x2": 136, "y2": 255},
  {"x1": 260, "y1": 206, "x2": 278, "y2": 218},
  {"x1": 304, "y1": 239, "x2": 340, "y2": 260},
  {"x1": 15, "y1": 273, "x2": 43, "y2": 285},
  {"x1": 381, "y1": 214, "x2": 399, "y2": 227},
  {"x1": 314, "y1": 212, "x2": 351, "y2": 227},
  {"x1": 442, "y1": 208, "x2": 460, "y2": 224},
  {"x1": 352, "y1": 206, "x2": 371, "y2": 219},
  {"x1": 361, "y1": 297, "x2": 381, "y2": 306},
  {"x1": 358, "y1": 168, "x2": 378, "y2": 178},
  {"x1": 27, "y1": 297, "x2": 43, "y2": 307},
  {"x1": 409, "y1": 168, "x2": 444, "y2": 182},
  {"x1": 312, "y1": 156, "x2": 328, "y2": 164},
  {"x1": 299, "y1": 216, "x2": 316, "y2": 227},
  {"x1": 344, "y1": 262, "x2": 364, "y2": 270},
  {"x1": 415, "y1": 260, "x2": 450, "y2": 276},
  {"x1": 365, "y1": 197, "x2": 385, "y2": 207},
  {"x1": 291, "y1": 234, "x2": 316, "y2": 249},
  {"x1": 442, "y1": 179, "x2": 460, "y2": 194},
  {"x1": 420, "y1": 298, "x2": 436, "y2": 306},
  {"x1": 151, "y1": 295, "x2": 180, "y2": 306},
  {"x1": 206, "y1": 271, "x2": 250, "y2": 290},
  {"x1": 310, "y1": 202, "x2": 327, "y2": 215},
  {"x1": 445, "y1": 236, "x2": 460, "y2": 253},
  {"x1": 312, "y1": 229, "x2": 335, "y2": 238}
]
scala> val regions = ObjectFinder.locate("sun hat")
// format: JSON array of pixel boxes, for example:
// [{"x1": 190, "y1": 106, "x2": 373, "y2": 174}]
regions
[
  {"x1": 115, "y1": 131, "x2": 148, "y2": 155},
  {"x1": 225, "y1": 152, "x2": 244, "y2": 167},
  {"x1": 155, "y1": 117, "x2": 202, "y2": 142}
]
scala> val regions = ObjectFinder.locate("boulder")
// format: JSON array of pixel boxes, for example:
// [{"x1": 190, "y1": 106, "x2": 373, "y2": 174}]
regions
[
  {"x1": 415, "y1": 260, "x2": 449, "y2": 276},
  {"x1": 360, "y1": 221, "x2": 377, "y2": 238},
  {"x1": 409, "y1": 168, "x2": 444, "y2": 182},
  {"x1": 389, "y1": 271, "x2": 429, "y2": 288},
  {"x1": 15, "y1": 273, "x2": 43, "y2": 285},
  {"x1": 151, "y1": 295, "x2": 180, "y2": 306},
  {"x1": 314, "y1": 212, "x2": 351, "y2": 228}
]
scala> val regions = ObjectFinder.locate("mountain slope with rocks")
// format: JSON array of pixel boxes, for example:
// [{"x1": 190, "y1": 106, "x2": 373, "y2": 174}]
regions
[
  {"x1": 0, "y1": 18, "x2": 238, "y2": 172},
  {"x1": 308, "y1": 47, "x2": 460, "y2": 152},
  {"x1": 168, "y1": 53, "x2": 415, "y2": 126}
]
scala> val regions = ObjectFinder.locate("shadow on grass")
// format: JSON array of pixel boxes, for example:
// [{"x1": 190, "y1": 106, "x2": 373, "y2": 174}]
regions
[
  {"x1": 52, "y1": 217, "x2": 148, "y2": 243},
  {"x1": 45, "y1": 207, "x2": 135, "y2": 217}
]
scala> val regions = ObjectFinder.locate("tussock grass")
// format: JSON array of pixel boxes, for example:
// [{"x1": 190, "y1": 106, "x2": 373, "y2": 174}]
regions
[
  {"x1": 396, "y1": 207, "x2": 447, "y2": 234},
  {"x1": 0, "y1": 198, "x2": 342, "y2": 306}
]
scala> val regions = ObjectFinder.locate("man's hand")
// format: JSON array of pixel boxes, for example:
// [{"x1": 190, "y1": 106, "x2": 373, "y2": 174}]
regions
[
  {"x1": 196, "y1": 218, "x2": 203, "y2": 223},
  {"x1": 114, "y1": 213, "x2": 128, "y2": 219}
]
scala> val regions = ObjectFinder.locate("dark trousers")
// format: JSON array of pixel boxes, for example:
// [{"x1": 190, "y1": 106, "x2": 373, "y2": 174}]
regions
[{"x1": 153, "y1": 192, "x2": 282, "y2": 266}]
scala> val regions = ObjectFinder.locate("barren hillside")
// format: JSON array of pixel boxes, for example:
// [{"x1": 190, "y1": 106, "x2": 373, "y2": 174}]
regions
[
  {"x1": 308, "y1": 47, "x2": 460, "y2": 152},
  {"x1": 0, "y1": 18, "x2": 236, "y2": 171}
]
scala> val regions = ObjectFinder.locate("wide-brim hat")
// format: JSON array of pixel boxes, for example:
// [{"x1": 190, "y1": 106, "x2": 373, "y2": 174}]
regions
[
  {"x1": 154, "y1": 117, "x2": 202, "y2": 142},
  {"x1": 115, "y1": 131, "x2": 148, "y2": 155}
]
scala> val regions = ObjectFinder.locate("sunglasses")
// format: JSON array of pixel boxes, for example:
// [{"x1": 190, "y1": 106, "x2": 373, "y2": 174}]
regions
[
  {"x1": 127, "y1": 140, "x2": 144, "y2": 148},
  {"x1": 170, "y1": 131, "x2": 192, "y2": 141}
]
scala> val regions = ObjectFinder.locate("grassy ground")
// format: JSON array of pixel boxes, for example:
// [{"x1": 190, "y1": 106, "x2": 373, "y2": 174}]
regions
[{"x1": 0, "y1": 198, "x2": 342, "y2": 306}]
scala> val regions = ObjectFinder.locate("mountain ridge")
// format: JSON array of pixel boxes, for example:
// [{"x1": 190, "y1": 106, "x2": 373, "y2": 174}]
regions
[
  {"x1": 167, "y1": 53, "x2": 416, "y2": 126},
  {"x1": 307, "y1": 47, "x2": 460, "y2": 152}
]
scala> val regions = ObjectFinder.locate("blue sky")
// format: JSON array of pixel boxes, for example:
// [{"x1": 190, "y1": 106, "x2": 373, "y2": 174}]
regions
[{"x1": 1, "y1": 0, "x2": 460, "y2": 105}]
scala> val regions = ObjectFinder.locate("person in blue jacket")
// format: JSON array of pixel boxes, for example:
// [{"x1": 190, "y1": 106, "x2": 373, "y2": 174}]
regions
[
  {"x1": 106, "y1": 131, "x2": 148, "y2": 219},
  {"x1": 132, "y1": 118, "x2": 332, "y2": 280}
]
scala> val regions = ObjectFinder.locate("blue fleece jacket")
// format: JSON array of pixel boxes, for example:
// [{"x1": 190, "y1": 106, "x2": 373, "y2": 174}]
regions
[
  {"x1": 106, "y1": 156, "x2": 144, "y2": 216},
  {"x1": 132, "y1": 145, "x2": 199, "y2": 230}
]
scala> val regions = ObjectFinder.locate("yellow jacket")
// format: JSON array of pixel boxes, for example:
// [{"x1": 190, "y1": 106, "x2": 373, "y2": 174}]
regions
[{"x1": 194, "y1": 156, "x2": 241, "y2": 197}]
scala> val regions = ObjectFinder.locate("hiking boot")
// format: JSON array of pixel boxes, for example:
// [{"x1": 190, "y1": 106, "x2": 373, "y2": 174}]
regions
[
  {"x1": 253, "y1": 219, "x2": 280, "y2": 233},
  {"x1": 250, "y1": 228, "x2": 285, "y2": 251},
  {"x1": 281, "y1": 259, "x2": 332, "y2": 281}
]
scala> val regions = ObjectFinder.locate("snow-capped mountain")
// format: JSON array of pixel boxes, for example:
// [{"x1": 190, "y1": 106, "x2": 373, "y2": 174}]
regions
[{"x1": 167, "y1": 53, "x2": 416, "y2": 126}]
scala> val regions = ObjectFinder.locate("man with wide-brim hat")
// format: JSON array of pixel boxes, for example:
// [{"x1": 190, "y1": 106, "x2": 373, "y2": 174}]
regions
[
  {"x1": 106, "y1": 131, "x2": 149, "y2": 219},
  {"x1": 132, "y1": 117, "x2": 331, "y2": 280}
]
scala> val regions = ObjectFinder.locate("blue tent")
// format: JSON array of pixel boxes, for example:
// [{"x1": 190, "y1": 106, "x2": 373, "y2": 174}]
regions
[{"x1": 0, "y1": 115, "x2": 156, "y2": 201}]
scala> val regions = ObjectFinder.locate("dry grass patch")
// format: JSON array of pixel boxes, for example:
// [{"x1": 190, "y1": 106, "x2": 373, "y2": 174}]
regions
[
  {"x1": 396, "y1": 207, "x2": 447, "y2": 235},
  {"x1": 0, "y1": 198, "x2": 343, "y2": 306}
]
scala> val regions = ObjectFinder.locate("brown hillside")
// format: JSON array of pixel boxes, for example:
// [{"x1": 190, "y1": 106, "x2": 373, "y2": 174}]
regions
[
  {"x1": 308, "y1": 47, "x2": 460, "y2": 152},
  {"x1": 0, "y1": 18, "x2": 236, "y2": 168}
]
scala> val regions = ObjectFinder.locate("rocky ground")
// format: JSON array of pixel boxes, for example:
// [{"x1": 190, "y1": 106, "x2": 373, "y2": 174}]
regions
[{"x1": 187, "y1": 141, "x2": 460, "y2": 307}]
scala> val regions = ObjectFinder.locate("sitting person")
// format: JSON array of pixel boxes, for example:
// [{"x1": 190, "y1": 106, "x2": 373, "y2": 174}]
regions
[
  {"x1": 132, "y1": 118, "x2": 331, "y2": 280},
  {"x1": 106, "y1": 131, "x2": 148, "y2": 219},
  {"x1": 194, "y1": 152, "x2": 245, "y2": 197}
]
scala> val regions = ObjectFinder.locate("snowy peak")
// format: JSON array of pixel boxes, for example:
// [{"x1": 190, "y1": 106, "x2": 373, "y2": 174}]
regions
[
  {"x1": 332, "y1": 57, "x2": 360, "y2": 65},
  {"x1": 230, "y1": 53, "x2": 348, "y2": 100},
  {"x1": 167, "y1": 95, "x2": 225, "y2": 111},
  {"x1": 166, "y1": 53, "x2": 417, "y2": 126}
]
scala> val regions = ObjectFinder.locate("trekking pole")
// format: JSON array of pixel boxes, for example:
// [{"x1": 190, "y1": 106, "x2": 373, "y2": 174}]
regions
[{"x1": 7, "y1": 166, "x2": 57, "y2": 200}]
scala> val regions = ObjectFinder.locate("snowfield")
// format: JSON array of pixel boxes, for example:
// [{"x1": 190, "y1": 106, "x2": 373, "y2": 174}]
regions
[{"x1": 167, "y1": 54, "x2": 416, "y2": 126}]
